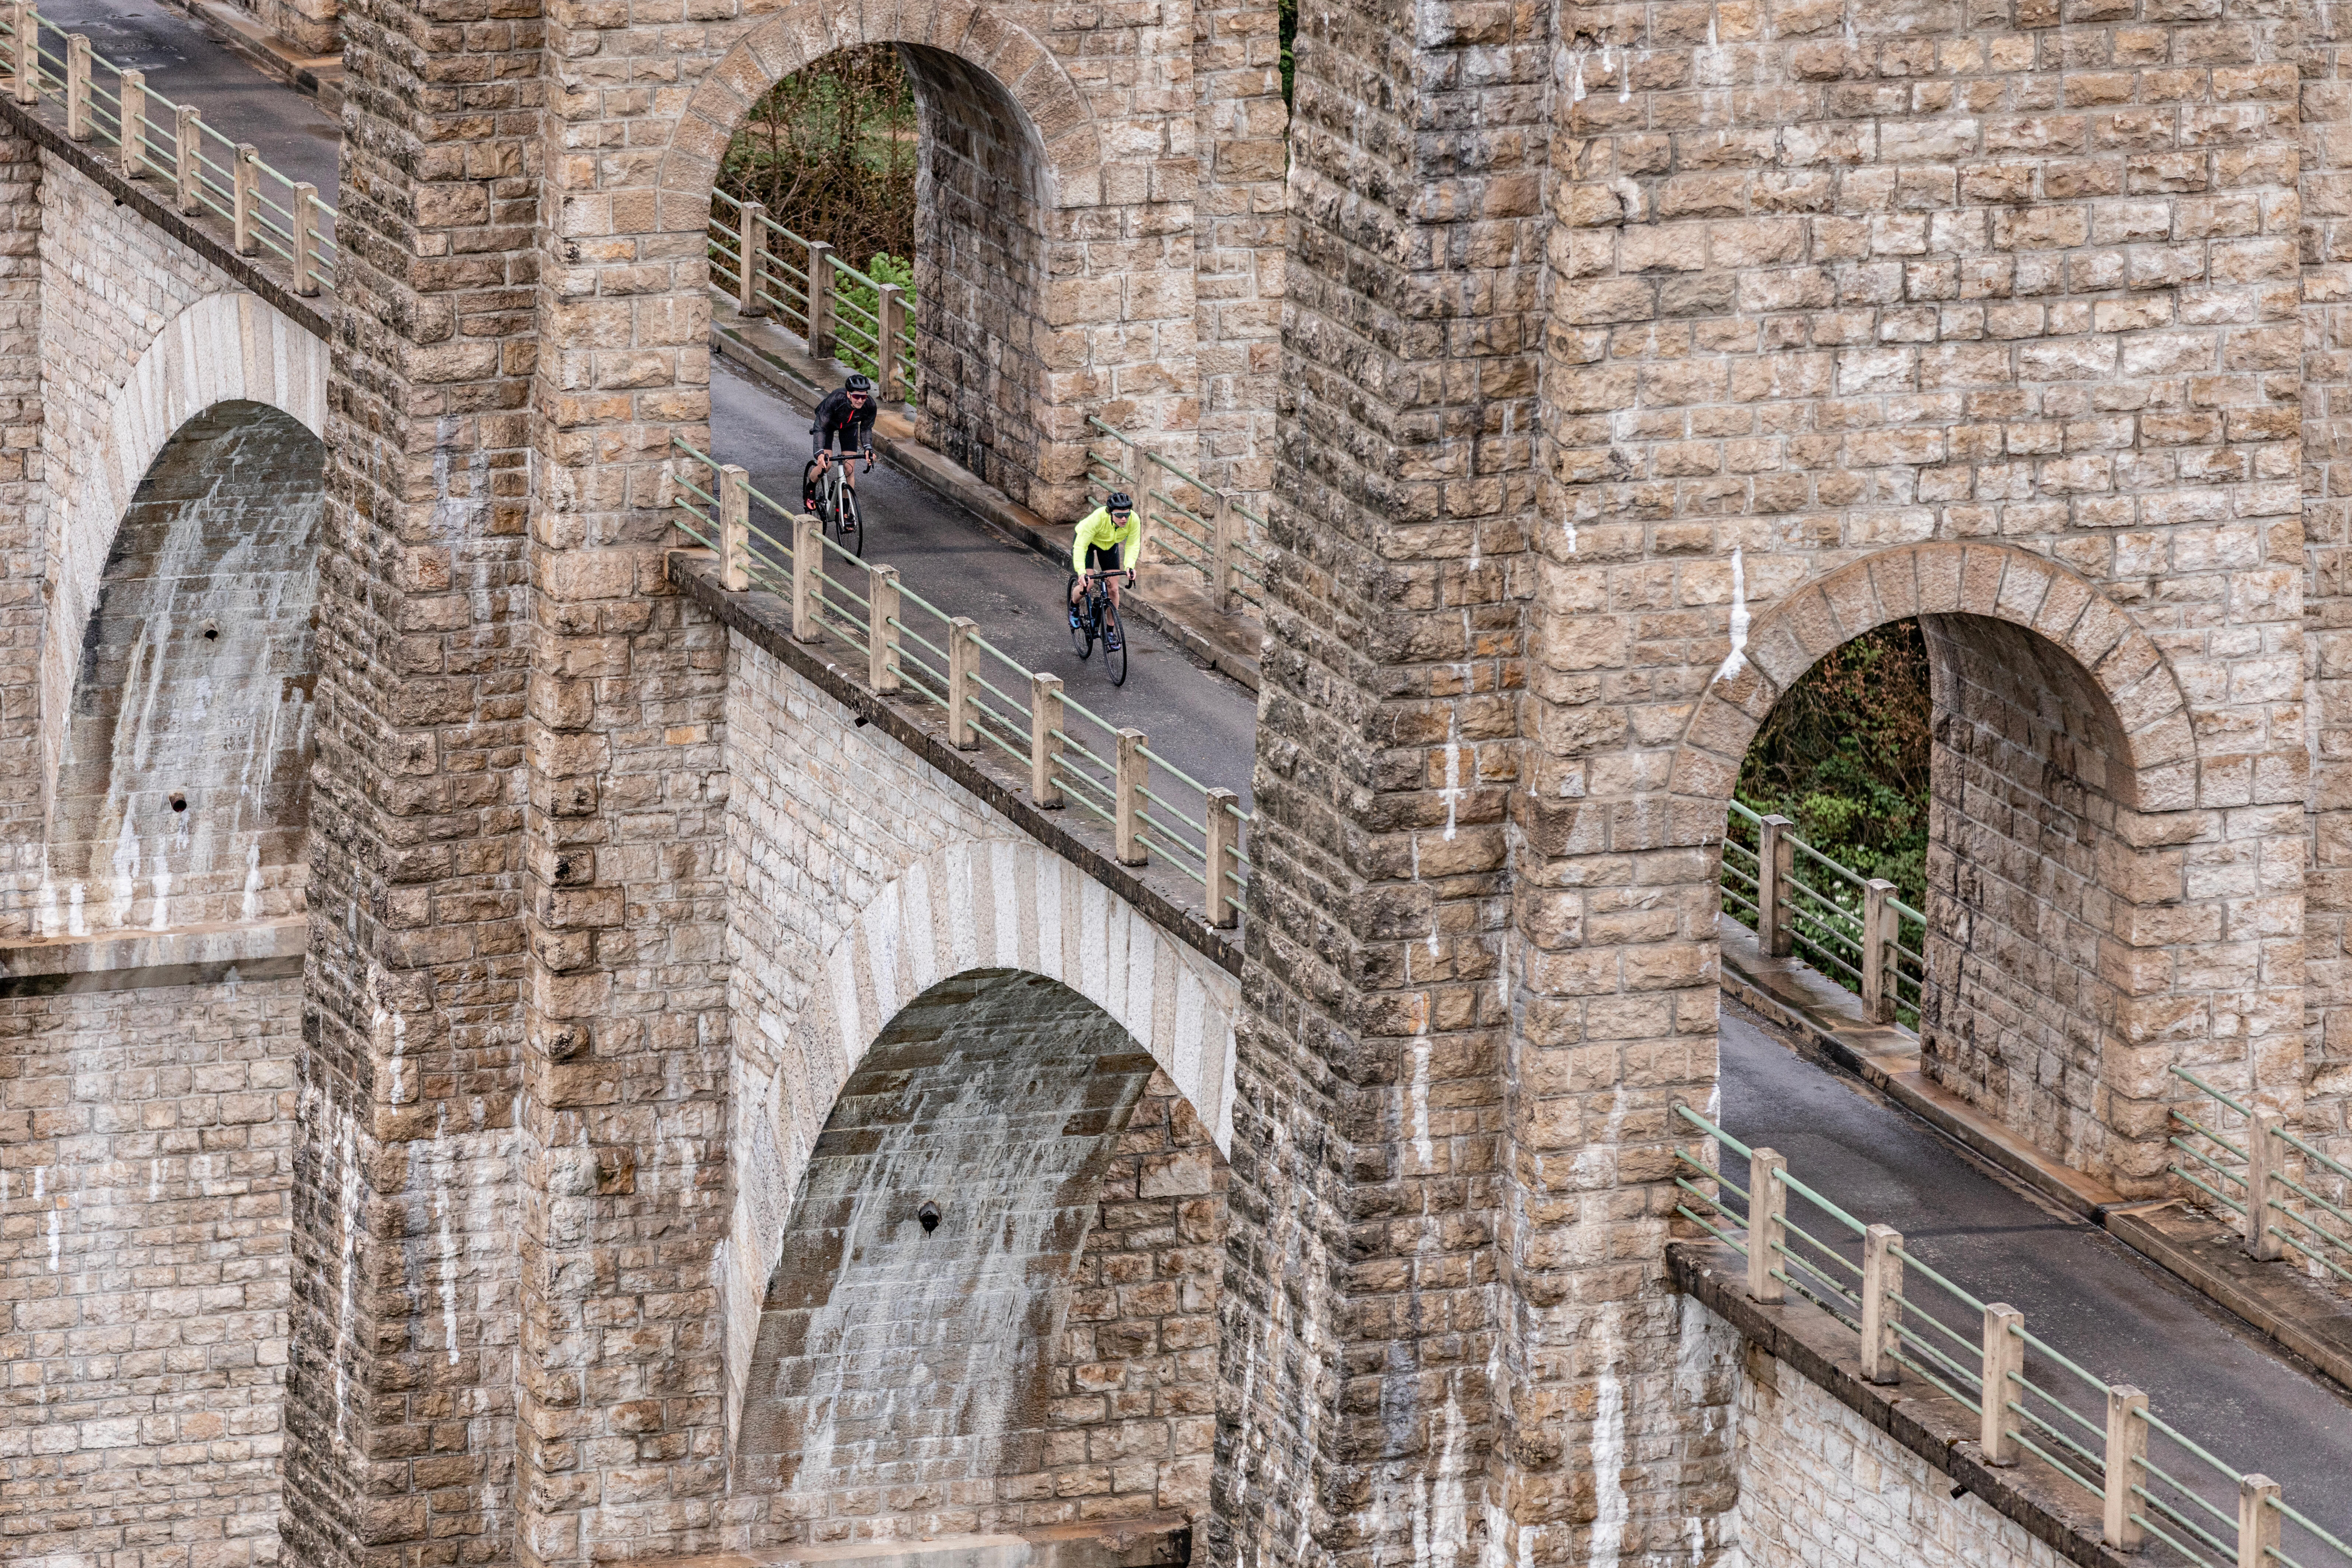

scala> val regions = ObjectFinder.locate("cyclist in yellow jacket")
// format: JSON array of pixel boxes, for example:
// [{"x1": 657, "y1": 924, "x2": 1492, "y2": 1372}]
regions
[{"x1": 1068, "y1": 491, "x2": 1139, "y2": 632}]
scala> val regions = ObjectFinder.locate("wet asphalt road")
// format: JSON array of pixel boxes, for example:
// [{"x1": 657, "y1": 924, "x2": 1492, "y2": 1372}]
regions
[
  {"x1": 37, "y1": 0, "x2": 340, "y2": 199},
  {"x1": 710, "y1": 359, "x2": 1262, "y2": 811},
  {"x1": 1721, "y1": 1000, "x2": 2352, "y2": 1552}
]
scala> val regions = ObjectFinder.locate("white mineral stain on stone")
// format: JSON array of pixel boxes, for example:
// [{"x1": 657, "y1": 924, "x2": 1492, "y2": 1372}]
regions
[
  {"x1": 1713, "y1": 547, "x2": 1750, "y2": 684},
  {"x1": 67, "y1": 883, "x2": 86, "y2": 936}
]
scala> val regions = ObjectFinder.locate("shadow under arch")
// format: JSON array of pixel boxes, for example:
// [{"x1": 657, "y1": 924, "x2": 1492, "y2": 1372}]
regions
[
  {"x1": 1671, "y1": 541, "x2": 2205, "y2": 1193},
  {"x1": 660, "y1": 2, "x2": 1107, "y2": 511},
  {"x1": 731, "y1": 965, "x2": 1223, "y2": 1540},
  {"x1": 41, "y1": 291, "x2": 328, "y2": 832},
  {"x1": 720, "y1": 833, "x2": 1239, "y2": 1477},
  {"x1": 41, "y1": 399, "x2": 324, "y2": 936}
]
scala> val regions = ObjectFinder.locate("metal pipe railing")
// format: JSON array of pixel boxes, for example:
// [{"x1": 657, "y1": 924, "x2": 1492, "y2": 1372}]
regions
[
  {"x1": 1672, "y1": 1101, "x2": 2352, "y2": 1568},
  {"x1": 2167, "y1": 1067, "x2": 2352, "y2": 1288},
  {"x1": 3, "y1": 6, "x2": 335, "y2": 293},
  {"x1": 705, "y1": 197, "x2": 916, "y2": 404},
  {"x1": 1722, "y1": 799, "x2": 1924, "y2": 1023},
  {"x1": 672, "y1": 438, "x2": 1249, "y2": 931}
]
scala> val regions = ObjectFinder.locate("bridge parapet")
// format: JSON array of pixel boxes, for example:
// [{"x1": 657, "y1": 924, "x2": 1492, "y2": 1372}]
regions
[
  {"x1": 669, "y1": 442, "x2": 1252, "y2": 950},
  {"x1": 0, "y1": 3, "x2": 333, "y2": 307}
]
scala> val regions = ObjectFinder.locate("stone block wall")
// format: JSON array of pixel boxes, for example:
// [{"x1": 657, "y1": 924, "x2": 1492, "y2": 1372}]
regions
[
  {"x1": 1720, "y1": 1315, "x2": 2065, "y2": 1568},
  {"x1": 0, "y1": 971, "x2": 302, "y2": 1568},
  {"x1": 1538, "y1": 0, "x2": 2311, "y2": 1188}
]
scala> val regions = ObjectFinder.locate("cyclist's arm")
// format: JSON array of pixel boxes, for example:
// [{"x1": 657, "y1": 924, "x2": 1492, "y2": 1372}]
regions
[{"x1": 1071, "y1": 520, "x2": 1092, "y2": 577}]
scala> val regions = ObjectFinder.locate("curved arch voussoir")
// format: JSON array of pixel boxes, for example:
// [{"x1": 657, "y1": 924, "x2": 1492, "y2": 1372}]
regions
[
  {"x1": 1671, "y1": 540, "x2": 2194, "y2": 819},
  {"x1": 662, "y1": 0, "x2": 1104, "y2": 207}
]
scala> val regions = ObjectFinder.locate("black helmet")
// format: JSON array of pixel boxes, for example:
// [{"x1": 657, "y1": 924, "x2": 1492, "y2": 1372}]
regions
[
  {"x1": 1107, "y1": 491, "x2": 1134, "y2": 512},
  {"x1": 845, "y1": 374, "x2": 873, "y2": 394}
]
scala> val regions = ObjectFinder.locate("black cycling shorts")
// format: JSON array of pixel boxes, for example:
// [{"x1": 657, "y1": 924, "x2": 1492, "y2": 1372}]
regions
[{"x1": 1082, "y1": 544, "x2": 1122, "y2": 573}]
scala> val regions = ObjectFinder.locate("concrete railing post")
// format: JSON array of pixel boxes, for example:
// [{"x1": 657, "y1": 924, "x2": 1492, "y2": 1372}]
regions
[
  {"x1": 806, "y1": 239, "x2": 836, "y2": 359},
  {"x1": 2245, "y1": 1110, "x2": 2284, "y2": 1261},
  {"x1": 2102, "y1": 1386, "x2": 2149, "y2": 1551},
  {"x1": 1029, "y1": 672, "x2": 1064, "y2": 807},
  {"x1": 1859, "y1": 1223, "x2": 1902, "y2": 1385},
  {"x1": 1746, "y1": 1148, "x2": 1786, "y2": 1304},
  {"x1": 737, "y1": 201, "x2": 767, "y2": 317},
  {"x1": 867, "y1": 564, "x2": 899, "y2": 694},
  {"x1": 63, "y1": 31, "x2": 85, "y2": 138},
  {"x1": 123, "y1": 70, "x2": 151, "y2": 180},
  {"x1": 1205, "y1": 789, "x2": 1241, "y2": 928},
  {"x1": 10, "y1": 4, "x2": 37, "y2": 105},
  {"x1": 1980, "y1": 1304, "x2": 2024, "y2": 1466},
  {"x1": 717, "y1": 463, "x2": 750, "y2": 593},
  {"x1": 1861, "y1": 877, "x2": 1898, "y2": 1022},
  {"x1": 878, "y1": 282, "x2": 907, "y2": 402},
  {"x1": 2238, "y1": 1475, "x2": 2280, "y2": 1568},
  {"x1": 946, "y1": 618, "x2": 979, "y2": 749},
  {"x1": 232, "y1": 143, "x2": 258, "y2": 255},
  {"x1": 790, "y1": 512, "x2": 819, "y2": 642},
  {"x1": 1757, "y1": 813, "x2": 1795, "y2": 957},
  {"x1": 1210, "y1": 493, "x2": 1241, "y2": 612},
  {"x1": 1114, "y1": 729, "x2": 1149, "y2": 865},
  {"x1": 173, "y1": 104, "x2": 201, "y2": 206},
  {"x1": 292, "y1": 181, "x2": 318, "y2": 295}
]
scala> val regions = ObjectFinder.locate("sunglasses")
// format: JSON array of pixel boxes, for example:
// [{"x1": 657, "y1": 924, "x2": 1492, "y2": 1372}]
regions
[{"x1": 848, "y1": 393, "x2": 869, "y2": 404}]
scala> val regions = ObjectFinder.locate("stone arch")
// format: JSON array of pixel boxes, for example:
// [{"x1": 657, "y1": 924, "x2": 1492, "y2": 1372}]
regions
[
  {"x1": 657, "y1": 1, "x2": 1143, "y2": 515},
  {"x1": 1671, "y1": 540, "x2": 2196, "y2": 812},
  {"x1": 40, "y1": 291, "x2": 328, "y2": 826},
  {"x1": 659, "y1": 2, "x2": 1102, "y2": 208},
  {"x1": 1672, "y1": 540, "x2": 2216, "y2": 1195},
  {"x1": 719, "y1": 834, "x2": 1238, "y2": 1468}
]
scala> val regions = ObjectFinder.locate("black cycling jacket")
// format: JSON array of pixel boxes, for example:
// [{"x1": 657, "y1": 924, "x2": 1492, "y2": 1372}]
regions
[{"x1": 810, "y1": 387, "x2": 877, "y2": 459}]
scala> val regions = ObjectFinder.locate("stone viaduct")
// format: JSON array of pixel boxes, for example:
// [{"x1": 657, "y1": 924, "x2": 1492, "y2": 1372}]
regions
[{"x1": 0, "y1": 0, "x2": 2346, "y2": 1564}]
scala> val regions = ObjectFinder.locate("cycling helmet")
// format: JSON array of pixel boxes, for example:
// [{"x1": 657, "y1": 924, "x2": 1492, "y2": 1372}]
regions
[
  {"x1": 1107, "y1": 491, "x2": 1134, "y2": 513},
  {"x1": 844, "y1": 374, "x2": 874, "y2": 395}
]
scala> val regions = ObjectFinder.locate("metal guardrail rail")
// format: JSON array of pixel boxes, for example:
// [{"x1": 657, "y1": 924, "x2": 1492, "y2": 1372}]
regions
[
  {"x1": 2167, "y1": 1067, "x2": 2352, "y2": 1289},
  {"x1": 1082, "y1": 416, "x2": 1269, "y2": 619},
  {"x1": 671, "y1": 439, "x2": 1249, "y2": 930},
  {"x1": 1674, "y1": 1102, "x2": 2352, "y2": 1568},
  {"x1": 0, "y1": 1, "x2": 334, "y2": 293},
  {"x1": 1722, "y1": 799, "x2": 1925, "y2": 1026},
  {"x1": 707, "y1": 190, "x2": 914, "y2": 403}
]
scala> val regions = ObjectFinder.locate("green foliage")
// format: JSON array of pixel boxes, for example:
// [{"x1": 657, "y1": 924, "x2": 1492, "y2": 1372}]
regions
[
  {"x1": 1279, "y1": 0, "x2": 1297, "y2": 105},
  {"x1": 719, "y1": 45, "x2": 918, "y2": 274},
  {"x1": 1735, "y1": 619, "x2": 1932, "y2": 906}
]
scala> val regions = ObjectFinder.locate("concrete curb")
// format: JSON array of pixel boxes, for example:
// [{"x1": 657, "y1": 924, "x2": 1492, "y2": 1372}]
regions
[
  {"x1": 709, "y1": 307, "x2": 1265, "y2": 693},
  {"x1": 1718, "y1": 917, "x2": 2352, "y2": 1394}
]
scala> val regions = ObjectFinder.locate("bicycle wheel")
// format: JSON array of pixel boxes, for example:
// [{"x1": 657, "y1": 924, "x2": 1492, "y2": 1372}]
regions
[
  {"x1": 1068, "y1": 588, "x2": 1094, "y2": 659},
  {"x1": 1100, "y1": 598, "x2": 1127, "y2": 686},
  {"x1": 838, "y1": 484, "x2": 866, "y2": 557}
]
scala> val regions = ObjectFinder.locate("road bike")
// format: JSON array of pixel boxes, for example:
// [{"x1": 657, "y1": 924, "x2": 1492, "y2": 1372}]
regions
[
  {"x1": 813, "y1": 452, "x2": 866, "y2": 558},
  {"x1": 1068, "y1": 568, "x2": 1131, "y2": 686}
]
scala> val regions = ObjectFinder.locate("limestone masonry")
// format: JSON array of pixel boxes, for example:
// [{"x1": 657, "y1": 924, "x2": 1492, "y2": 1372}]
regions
[{"x1": 2, "y1": 0, "x2": 2349, "y2": 1564}]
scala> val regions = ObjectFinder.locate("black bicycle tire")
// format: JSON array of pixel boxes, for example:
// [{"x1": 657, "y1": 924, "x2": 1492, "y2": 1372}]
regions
[
  {"x1": 1102, "y1": 599, "x2": 1127, "y2": 686},
  {"x1": 842, "y1": 485, "x2": 865, "y2": 557},
  {"x1": 1069, "y1": 583, "x2": 1094, "y2": 658}
]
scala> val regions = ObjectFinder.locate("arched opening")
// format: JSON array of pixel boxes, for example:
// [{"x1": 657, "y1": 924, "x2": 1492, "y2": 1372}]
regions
[
  {"x1": 709, "y1": 41, "x2": 1064, "y2": 511},
  {"x1": 1698, "y1": 546, "x2": 2212, "y2": 1194},
  {"x1": 41, "y1": 400, "x2": 323, "y2": 935},
  {"x1": 734, "y1": 967, "x2": 1223, "y2": 1544}
]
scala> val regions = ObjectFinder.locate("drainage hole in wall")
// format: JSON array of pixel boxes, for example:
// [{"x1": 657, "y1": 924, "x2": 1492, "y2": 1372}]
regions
[
  {"x1": 201, "y1": 621, "x2": 219, "y2": 642},
  {"x1": 168, "y1": 793, "x2": 187, "y2": 812}
]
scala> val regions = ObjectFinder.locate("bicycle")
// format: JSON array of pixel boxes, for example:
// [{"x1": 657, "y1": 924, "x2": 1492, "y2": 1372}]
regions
[
  {"x1": 812, "y1": 452, "x2": 866, "y2": 558},
  {"x1": 1068, "y1": 568, "x2": 1132, "y2": 686}
]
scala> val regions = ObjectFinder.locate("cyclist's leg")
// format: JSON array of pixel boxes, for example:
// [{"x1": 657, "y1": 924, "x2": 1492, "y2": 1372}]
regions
[{"x1": 802, "y1": 454, "x2": 821, "y2": 511}]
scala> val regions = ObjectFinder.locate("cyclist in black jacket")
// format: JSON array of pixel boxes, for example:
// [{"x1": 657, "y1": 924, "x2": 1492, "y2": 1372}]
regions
[{"x1": 804, "y1": 373, "x2": 877, "y2": 512}]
